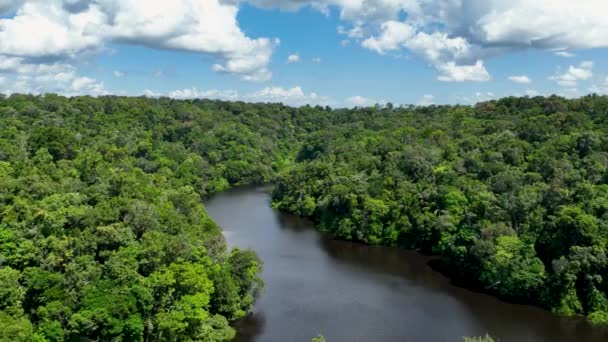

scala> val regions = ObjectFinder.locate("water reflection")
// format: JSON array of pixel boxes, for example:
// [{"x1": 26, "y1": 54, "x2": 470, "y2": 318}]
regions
[
  {"x1": 205, "y1": 187, "x2": 608, "y2": 342},
  {"x1": 232, "y1": 312, "x2": 266, "y2": 341}
]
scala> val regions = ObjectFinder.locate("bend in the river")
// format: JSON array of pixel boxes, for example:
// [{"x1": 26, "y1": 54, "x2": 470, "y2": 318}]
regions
[{"x1": 205, "y1": 186, "x2": 608, "y2": 342}]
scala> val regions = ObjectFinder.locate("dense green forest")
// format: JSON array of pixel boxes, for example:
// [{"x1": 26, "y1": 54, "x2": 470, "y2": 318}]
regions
[
  {"x1": 0, "y1": 95, "x2": 300, "y2": 341},
  {"x1": 1, "y1": 94, "x2": 608, "y2": 341},
  {"x1": 273, "y1": 94, "x2": 608, "y2": 324}
]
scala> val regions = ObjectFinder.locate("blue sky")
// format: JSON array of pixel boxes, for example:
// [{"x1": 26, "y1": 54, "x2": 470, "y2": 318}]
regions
[{"x1": 1, "y1": 1, "x2": 608, "y2": 106}]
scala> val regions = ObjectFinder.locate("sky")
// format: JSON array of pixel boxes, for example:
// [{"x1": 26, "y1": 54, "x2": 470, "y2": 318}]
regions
[{"x1": 1, "y1": 0, "x2": 608, "y2": 107}]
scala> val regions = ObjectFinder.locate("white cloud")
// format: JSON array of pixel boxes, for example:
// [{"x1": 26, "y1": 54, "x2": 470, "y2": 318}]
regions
[
  {"x1": 550, "y1": 61, "x2": 593, "y2": 88},
  {"x1": 473, "y1": 2, "x2": 608, "y2": 49},
  {"x1": 555, "y1": 51, "x2": 575, "y2": 58},
  {"x1": 248, "y1": 1, "x2": 608, "y2": 82},
  {"x1": 508, "y1": 75, "x2": 531, "y2": 84},
  {"x1": 167, "y1": 88, "x2": 239, "y2": 100},
  {"x1": 366, "y1": 29, "x2": 490, "y2": 82},
  {"x1": 71, "y1": 76, "x2": 105, "y2": 94},
  {"x1": 0, "y1": 1, "x2": 105, "y2": 58},
  {"x1": 418, "y1": 94, "x2": 434, "y2": 106},
  {"x1": 151, "y1": 85, "x2": 333, "y2": 106},
  {"x1": 113, "y1": 70, "x2": 125, "y2": 78},
  {"x1": 312, "y1": 57, "x2": 322, "y2": 63},
  {"x1": 345, "y1": 95, "x2": 378, "y2": 107},
  {"x1": 589, "y1": 76, "x2": 608, "y2": 94},
  {"x1": 4, "y1": 1, "x2": 608, "y2": 94},
  {"x1": 251, "y1": 86, "x2": 305, "y2": 99},
  {"x1": 436, "y1": 60, "x2": 490, "y2": 82},
  {"x1": 361, "y1": 21, "x2": 414, "y2": 54},
  {"x1": 328, "y1": 0, "x2": 608, "y2": 81},
  {"x1": 151, "y1": 87, "x2": 390, "y2": 107},
  {"x1": 332, "y1": 0, "x2": 420, "y2": 23},
  {"x1": 525, "y1": 89, "x2": 542, "y2": 97},
  {"x1": 0, "y1": 0, "x2": 277, "y2": 82},
  {"x1": 247, "y1": 86, "x2": 333, "y2": 106},
  {"x1": 338, "y1": 25, "x2": 365, "y2": 39},
  {"x1": 142, "y1": 89, "x2": 160, "y2": 97},
  {"x1": 287, "y1": 53, "x2": 300, "y2": 63},
  {"x1": 246, "y1": 0, "x2": 327, "y2": 13},
  {"x1": 457, "y1": 91, "x2": 496, "y2": 105},
  {"x1": 0, "y1": 57, "x2": 105, "y2": 96}
]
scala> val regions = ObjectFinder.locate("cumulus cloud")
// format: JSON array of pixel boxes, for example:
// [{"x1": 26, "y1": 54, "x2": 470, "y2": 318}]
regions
[
  {"x1": 457, "y1": 91, "x2": 496, "y2": 104},
  {"x1": 247, "y1": 86, "x2": 333, "y2": 105},
  {"x1": 5, "y1": 0, "x2": 608, "y2": 94},
  {"x1": 362, "y1": 25, "x2": 489, "y2": 81},
  {"x1": 240, "y1": 1, "x2": 608, "y2": 82},
  {"x1": 149, "y1": 85, "x2": 334, "y2": 107},
  {"x1": 312, "y1": 57, "x2": 322, "y2": 63},
  {"x1": 287, "y1": 53, "x2": 300, "y2": 63},
  {"x1": 0, "y1": 0, "x2": 277, "y2": 82},
  {"x1": 296, "y1": 0, "x2": 608, "y2": 82},
  {"x1": 437, "y1": 60, "x2": 490, "y2": 82},
  {"x1": 0, "y1": 57, "x2": 105, "y2": 96},
  {"x1": 345, "y1": 95, "x2": 378, "y2": 107},
  {"x1": 167, "y1": 88, "x2": 239, "y2": 101},
  {"x1": 589, "y1": 76, "x2": 608, "y2": 94},
  {"x1": 158, "y1": 86, "x2": 382, "y2": 107},
  {"x1": 246, "y1": 0, "x2": 329, "y2": 13},
  {"x1": 142, "y1": 89, "x2": 160, "y2": 97},
  {"x1": 0, "y1": 1, "x2": 105, "y2": 59},
  {"x1": 550, "y1": 61, "x2": 593, "y2": 88},
  {"x1": 417, "y1": 94, "x2": 434, "y2": 106},
  {"x1": 361, "y1": 21, "x2": 414, "y2": 54},
  {"x1": 508, "y1": 75, "x2": 531, "y2": 84},
  {"x1": 555, "y1": 51, "x2": 575, "y2": 58},
  {"x1": 338, "y1": 25, "x2": 365, "y2": 39},
  {"x1": 113, "y1": 70, "x2": 125, "y2": 78}
]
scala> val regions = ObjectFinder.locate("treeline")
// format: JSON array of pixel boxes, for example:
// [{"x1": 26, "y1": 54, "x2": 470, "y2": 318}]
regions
[
  {"x1": 0, "y1": 95, "x2": 310, "y2": 341},
  {"x1": 273, "y1": 95, "x2": 608, "y2": 324},
  {"x1": 2, "y1": 94, "x2": 608, "y2": 341}
]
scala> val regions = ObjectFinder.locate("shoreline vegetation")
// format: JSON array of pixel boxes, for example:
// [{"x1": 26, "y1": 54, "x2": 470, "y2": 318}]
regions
[
  {"x1": 1, "y1": 94, "x2": 608, "y2": 340},
  {"x1": 271, "y1": 94, "x2": 608, "y2": 325}
]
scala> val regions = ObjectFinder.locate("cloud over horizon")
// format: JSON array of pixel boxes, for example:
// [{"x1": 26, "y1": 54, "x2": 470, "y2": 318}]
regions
[
  {"x1": 0, "y1": 1, "x2": 607, "y2": 102},
  {"x1": 0, "y1": 0, "x2": 277, "y2": 94}
]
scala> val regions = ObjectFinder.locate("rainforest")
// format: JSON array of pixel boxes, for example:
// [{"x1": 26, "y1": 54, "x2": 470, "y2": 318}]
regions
[{"x1": 2, "y1": 94, "x2": 608, "y2": 341}]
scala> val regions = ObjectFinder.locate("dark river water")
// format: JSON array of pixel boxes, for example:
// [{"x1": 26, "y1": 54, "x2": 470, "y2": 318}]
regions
[{"x1": 205, "y1": 186, "x2": 608, "y2": 342}]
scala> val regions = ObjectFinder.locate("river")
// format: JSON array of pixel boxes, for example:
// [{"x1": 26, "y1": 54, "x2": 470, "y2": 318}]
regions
[{"x1": 204, "y1": 186, "x2": 608, "y2": 342}]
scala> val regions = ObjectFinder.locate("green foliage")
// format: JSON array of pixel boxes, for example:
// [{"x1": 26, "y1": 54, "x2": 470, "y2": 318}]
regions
[
  {"x1": 0, "y1": 95, "x2": 280, "y2": 341},
  {"x1": 271, "y1": 95, "x2": 608, "y2": 323},
  {"x1": 3, "y1": 93, "x2": 608, "y2": 338}
]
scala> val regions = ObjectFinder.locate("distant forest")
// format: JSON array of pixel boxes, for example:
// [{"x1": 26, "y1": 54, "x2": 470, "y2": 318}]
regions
[{"x1": 1, "y1": 94, "x2": 608, "y2": 340}]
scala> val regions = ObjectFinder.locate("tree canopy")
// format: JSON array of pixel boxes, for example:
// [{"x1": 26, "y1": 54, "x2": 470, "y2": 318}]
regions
[
  {"x1": 2, "y1": 93, "x2": 608, "y2": 342},
  {"x1": 0, "y1": 95, "x2": 276, "y2": 341},
  {"x1": 272, "y1": 94, "x2": 608, "y2": 324}
]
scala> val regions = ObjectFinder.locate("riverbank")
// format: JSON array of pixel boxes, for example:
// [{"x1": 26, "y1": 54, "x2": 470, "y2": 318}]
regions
[{"x1": 206, "y1": 187, "x2": 608, "y2": 342}]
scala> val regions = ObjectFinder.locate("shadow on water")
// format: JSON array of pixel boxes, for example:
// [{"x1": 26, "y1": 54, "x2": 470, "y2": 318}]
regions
[
  {"x1": 232, "y1": 312, "x2": 266, "y2": 341},
  {"x1": 316, "y1": 236, "x2": 608, "y2": 342},
  {"x1": 276, "y1": 212, "x2": 314, "y2": 233},
  {"x1": 206, "y1": 187, "x2": 608, "y2": 342}
]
